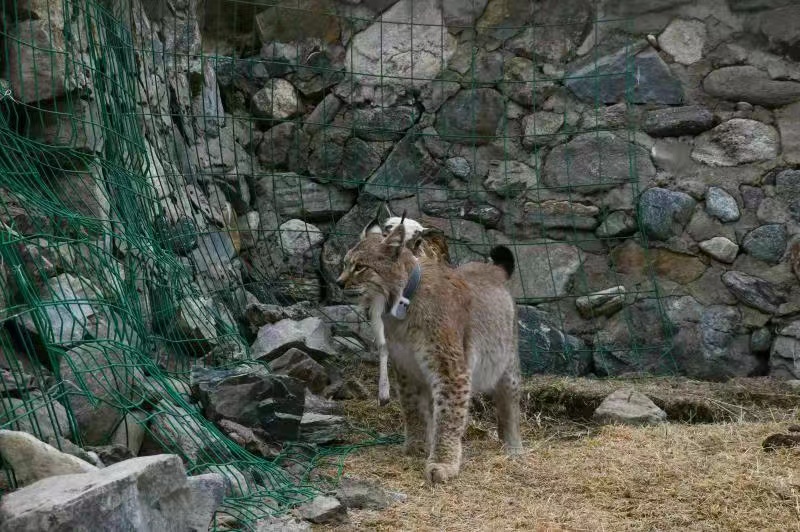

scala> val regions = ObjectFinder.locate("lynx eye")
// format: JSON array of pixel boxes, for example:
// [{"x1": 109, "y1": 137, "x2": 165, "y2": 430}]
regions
[{"x1": 353, "y1": 265, "x2": 368, "y2": 275}]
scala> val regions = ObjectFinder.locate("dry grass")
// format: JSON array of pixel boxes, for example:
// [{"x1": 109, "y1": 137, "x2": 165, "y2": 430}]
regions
[{"x1": 313, "y1": 364, "x2": 800, "y2": 531}]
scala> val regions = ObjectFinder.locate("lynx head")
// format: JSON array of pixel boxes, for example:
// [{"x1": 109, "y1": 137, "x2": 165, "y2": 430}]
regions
[
  {"x1": 358, "y1": 201, "x2": 425, "y2": 245},
  {"x1": 337, "y1": 221, "x2": 411, "y2": 299}
]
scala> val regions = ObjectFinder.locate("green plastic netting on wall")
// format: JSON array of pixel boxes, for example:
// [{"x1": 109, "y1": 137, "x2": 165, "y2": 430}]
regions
[{"x1": 0, "y1": 0, "x2": 676, "y2": 528}]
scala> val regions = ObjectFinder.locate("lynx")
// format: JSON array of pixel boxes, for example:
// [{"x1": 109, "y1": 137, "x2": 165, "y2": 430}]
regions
[
  {"x1": 358, "y1": 204, "x2": 451, "y2": 406},
  {"x1": 336, "y1": 221, "x2": 522, "y2": 484}
]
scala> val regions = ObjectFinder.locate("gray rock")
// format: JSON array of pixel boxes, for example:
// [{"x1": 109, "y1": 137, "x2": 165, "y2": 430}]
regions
[
  {"x1": 7, "y1": 21, "x2": 69, "y2": 104},
  {"x1": 445, "y1": 157, "x2": 472, "y2": 179},
  {"x1": 335, "y1": 477, "x2": 401, "y2": 510},
  {"x1": 0, "y1": 394, "x2": 70, "y2": 442},
  {"x1": 420, "y1": 201, "x2": 502, "y2": 228},
  {"x1": 251, "y1": 79, "x2": 300, "y2": 120},
  {"x1": 304, "y1": 93, "x2": 343, "y2": 135},
  {"x1": 729, "y1": 0, "x2": 794, "y2": 10},
  {"x1": 699, "y1": 237, "x2": 739, "y2": 263},
  {"x1": 254, "y1": 515, "x2": 311, "y2": 531},
  {"x1": 85, "y1": 444, "x2": 133, "y2": 466},
  {"x1": 721, "y1": 271, "x2": 787, "y2": 313},
  {"x1": 517, "y1": 200, "x2": 599, "y2": 233},
  {"x1": 576, "y1": 286, "x2": 628, "y2": 319},
  {"x1": 742, "y1": 224, "x2": 788, "y2": 263},
  {"x1": 269, "y1": 348, "x2": 328, "y2": 394},
  {"x1": 339, "y1": 137, "x2": 392, "y2": 190},
  {"x1": 639, "y1": 187, "x2": 696, "y2": 240},
  {"x1": 517, "y1": 306, "x2": 590, "y2": 376},
  {"x1": 500, "y1": 57, "x2": 556, "y2": 108},
  {"x1": 308, "y1": 125, "x2": 357, "y2": 183},
  {"x1": 642, "y1": 105, "x2": 715, "y2": 137},
  {"x1": 770, "y1": 322, "x2": 800, "y2": 379},
  {"x1": 511, "y1": 241, "x2": 582, "y2": 300},
  {"x1": 0, "y1": 430, "x2": 97, "y2": 488},
  {"x1": 364, "y1": 134, "x2": 444, "y2": 200},
  {"x1": 595, "y1": 211, "x2": 637, "y2": 238},
  {"x1": 257, "y1": 122, "x2": 308, "y2": 169},
  {"x1": 296, "y1": 495, "x2": 348, "y2": 525},
  {"x1": 0, "y1": 455, "x2": 224, "y2": 532},
  {"x1": 254, "y1": 173, "x2": 357, "y2": 222},
  {"x1": 435, "y1": 88, "x2": 505, "y2": 145},
  {"x1": 277, "y1": 219, "x2": 324, "y2": 258},
  {"x1": 18, "y1": 273, "x2": 102, "y2": 347},
  {"x1": 692, "y1": 118, "x2": 780, "y2": 166},
  {"x1": 190, "y1": 365, "x2": 306, "y2": 442},
  {"x1": 442, "y1": 0, "x2": 489, "y2": 29},
  {"x1": 659, "y1": 18, "x2": 707, "y2": 65},
  {"x1": 543, "y1": 132, "x2": 656, "y2": 194},
  {"x1": 753, "y1": 5, "x2": 800, "y2": 60},
  {"x1": 59, "y1": 344, "x2": 135, "y2": 446},
  {"x1": 419, "y1": 71, "x2": 462, "y2": 113},
  {"x1": 141, "y1": 400, "x2": 227, "y2": 463},
  {"x1": 503, "y1": 0, "x2": 592, "y2": 63},
  {"x1": 705, "y1": 186, "x2": 740, "y2": 222},
  {"x1": 521, "y1": 112, "x2": 564, "y2": 148},
  {"x1": 454, "y1": 49, "x2": 505, "y2": 85},
  {"x1": 592, "y1": 296, "x2": 756, "y2": 380},
  {"x1": 299, "y1": 412, "x2": 348, "y2": 445},
  {"x1": 484, "y1": 160, "x2": 539, "y2": 197},
  {"x1": 681, "y1": 305, "x2": 758, "y2": 380},
  {"x1": 345, "y1": 0, "x2": 457, "y2": 88},
  {"x1": 351, "y1": 106, "x2": 419, "y2": 142},
  {"x1": 566, "y1": 44, "x2": 683, "y2": 105},
  {"x1": 251, "y1": 317, "x2": 337, "y2": 361},
  {"x1": 592, "y1": 389, "x2": 667, "y2": 426},
  {"x1": 305, "y1": 392, "x2": 345, "y2": 416},
  {"x1": 751, "y1": 327, "x2": 773, "y2": 353},
  {"x1": 741, "y1": 185, "x2": 766, "y2": 210},
  {"x1": 703, "y1": 66, "x2": 800, "y2": 107},
  {"x1": 174, "y1": 295, "x2": 218, "y2": 350},
  {"x1": 776, "y1": 102, "x2": 800, "y2": 165}
]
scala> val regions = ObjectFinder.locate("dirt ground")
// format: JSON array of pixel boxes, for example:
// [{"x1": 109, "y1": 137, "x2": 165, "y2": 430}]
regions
[{"x1": 317, "y1": 369, "x2": 800, "y2": 531}]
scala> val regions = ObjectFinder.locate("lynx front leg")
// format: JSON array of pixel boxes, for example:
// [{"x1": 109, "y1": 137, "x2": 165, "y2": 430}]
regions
[
  {"x1": 494, "y1": 367, "x2": 523, "y2": 456},
  {"x1": 396, "y1": 370, "x2": 432, "y2": 457},
  {"x1": 426, "y1": 364, "x2": 471, "y2": 485}
]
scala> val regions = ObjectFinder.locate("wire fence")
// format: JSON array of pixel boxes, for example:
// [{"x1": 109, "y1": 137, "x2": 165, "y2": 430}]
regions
[{"x1": 0, "y1": 0, "x2": 676, "y2": 527}]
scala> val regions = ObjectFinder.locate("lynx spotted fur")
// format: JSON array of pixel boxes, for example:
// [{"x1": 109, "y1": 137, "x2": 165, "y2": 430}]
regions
[
  {"x1": 336, "y1": 222, "x2": 522, "y2": 484},
  {"x1": 358, "y1": 204, "x2": 452, "y2": 406}
]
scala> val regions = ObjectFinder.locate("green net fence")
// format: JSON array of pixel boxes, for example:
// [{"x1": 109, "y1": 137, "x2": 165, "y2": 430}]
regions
[{"x1": 0, "y1": 0, "x2": 678, "y2": 528}]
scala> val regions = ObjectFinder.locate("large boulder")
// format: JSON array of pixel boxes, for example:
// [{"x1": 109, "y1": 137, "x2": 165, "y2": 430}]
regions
[
  {"x1": 190, "y1": 365, "x2": 306, "y2": 442},
  {"x1": 345, "y1": 0, "x2": 457, "y2": 88},
  {"x1": 0, "y1": 430, "x2": 97, "y2": 488},
  {"x1": 0, "y1": 455, "x2": 224, "y2": 532}
]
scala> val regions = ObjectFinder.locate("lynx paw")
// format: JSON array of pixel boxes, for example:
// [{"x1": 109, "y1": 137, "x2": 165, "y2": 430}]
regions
[
  {"x1": 504, "y1": 443, "x2": 524, "y2": 460},
  {"x1": 424, "y1": 461, "x2": 460, "y2": 485}
]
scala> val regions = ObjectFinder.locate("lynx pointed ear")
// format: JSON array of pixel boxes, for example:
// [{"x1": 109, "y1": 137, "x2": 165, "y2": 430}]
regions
[
  {"x1": 381, "y1": 222, "x2": 406, "y2": 258},
  {"x1": 381, "y1": 201, "x2": 394, "y2": 220},
  {"x1": 359, "y1": 214, "x2": 382, "y2": 240}
]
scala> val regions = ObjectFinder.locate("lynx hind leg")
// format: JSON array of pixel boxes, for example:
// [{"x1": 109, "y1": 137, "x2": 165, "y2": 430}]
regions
[
  {"x1": 493, "y1": 366, "x2": 523, "y2": 457},
  {"x1": 426, "y1": 368, "x2": 472, "y2": 485},
  {"x1": 396, "y1": 371, "x2": 432, "y2": 457}
]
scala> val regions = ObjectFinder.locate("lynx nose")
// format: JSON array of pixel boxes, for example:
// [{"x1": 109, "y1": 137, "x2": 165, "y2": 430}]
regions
[{"x1": 335, "y1": 276, "x2": 346, "y2": 289}]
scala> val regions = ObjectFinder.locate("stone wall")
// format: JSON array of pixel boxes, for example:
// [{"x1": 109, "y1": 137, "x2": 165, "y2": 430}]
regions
[{"x1": 2, "y1": 0, "x2": 800, "y2": 386}]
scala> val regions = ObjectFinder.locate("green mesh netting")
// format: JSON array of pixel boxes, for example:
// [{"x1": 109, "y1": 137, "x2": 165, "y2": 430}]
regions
[{"x1": 0, "y1": 0, "x2": 675, "y2": 528}]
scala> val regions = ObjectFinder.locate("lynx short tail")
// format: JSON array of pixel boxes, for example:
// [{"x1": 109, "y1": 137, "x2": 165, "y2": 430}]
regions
[{"x1": 490, "y1": 246, "x2": 515, "y2": 278}]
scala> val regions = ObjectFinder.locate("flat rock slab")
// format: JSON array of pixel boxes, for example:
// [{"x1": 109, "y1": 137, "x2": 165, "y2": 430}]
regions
[
  {"x1": 0, "y1": 430, "x2": 97, "y2": 488},
  {"x1": 592, "y1": 389, "x2": 667, "y2": 426}
]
